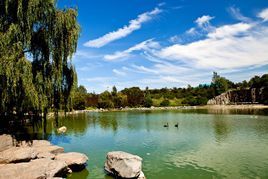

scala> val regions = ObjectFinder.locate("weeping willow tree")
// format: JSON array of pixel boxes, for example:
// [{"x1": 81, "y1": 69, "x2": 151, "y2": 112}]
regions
[{"x1": 0, "y1": 0, "x2": 80, "y2": 117}]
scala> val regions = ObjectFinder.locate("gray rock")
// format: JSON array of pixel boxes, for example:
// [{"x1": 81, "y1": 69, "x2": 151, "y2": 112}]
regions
[
  {"x1": 17, "y1": 140, "x2": 51, "y2": 147},
  {"x1": 55, "y1": 152, "x2": 88, "y2": 171},
  {"x1": 0, "y1": 134, "x2": 14, "y2": 152},
  {"x1": 207, "y1": 88, "x2": 268, "y2": 105},
  {"x1": 0, "y1": 134, "x2": 88, "y2": 178},
  {"x1": 104, "y1": 151, "x2": 145, "y2": 178},
  {"x1": 0, "y1": 158, "x2": 68, "y2": 179},
  {"x1": 37, "y1": 152, "x2": 56, "y2": 159},
  {"x1": 0, "y1": 147, "x2": 37, "y2": 164},
  {"x1": 19, "y1": 139, "x2": 63, "y2": 158},
  {"x1": 34, "y1": 145, "x2": 64, "y2": 155}
]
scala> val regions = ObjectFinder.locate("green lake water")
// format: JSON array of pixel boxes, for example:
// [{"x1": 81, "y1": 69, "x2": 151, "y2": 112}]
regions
[{"x1": 27, "y1": 109, "x2": 268, "y2": 178}]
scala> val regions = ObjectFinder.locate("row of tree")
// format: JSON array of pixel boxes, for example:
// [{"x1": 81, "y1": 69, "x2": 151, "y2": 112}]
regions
[{"x1": 72, "y1": 73, "x2": 268, "y2": 109}]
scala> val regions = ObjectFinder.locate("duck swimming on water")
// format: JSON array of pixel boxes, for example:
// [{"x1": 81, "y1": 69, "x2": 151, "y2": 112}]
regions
[
  {"x1": 175, "y1": 123, "x2": 179, "y2": 128},
  {"x1": 163, "y1": 123, "x2": 169, "y2": 127}
]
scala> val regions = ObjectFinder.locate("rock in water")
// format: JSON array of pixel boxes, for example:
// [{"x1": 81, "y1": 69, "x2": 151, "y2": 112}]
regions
[
  {"x1": 57, "y1": 126, "x2": 67, "y2": 133},
  {"x1": 0, "y1": 147, "x2": 37, "y2": 164},
  {"x1": 0, "y1": 158, "x2": 68, "y2": 179},
  {"x1": 104, "y1": 151, "x2": 145, "y2": 178},
  {"x1": 55, "y1": 152, "x2": 88, "y2": 171}
]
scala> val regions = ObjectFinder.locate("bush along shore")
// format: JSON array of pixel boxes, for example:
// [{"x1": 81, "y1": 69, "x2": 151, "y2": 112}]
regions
[
  {"x1": 71, "y1": 73, "x2": 268, "y2": 111},
  {"x1": 0, "y1": 134, "x2": 88, "y2": 178}
]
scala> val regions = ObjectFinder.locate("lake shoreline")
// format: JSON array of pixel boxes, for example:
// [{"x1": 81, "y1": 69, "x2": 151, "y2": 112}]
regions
[{"x1": 48, "y1": 104, "x2": 268, "y2": 117}]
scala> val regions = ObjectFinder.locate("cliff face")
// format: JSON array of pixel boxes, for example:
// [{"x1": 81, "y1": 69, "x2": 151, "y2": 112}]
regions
[{"x1": 207, "y1": 88, "x2": 268, "y2": 105}]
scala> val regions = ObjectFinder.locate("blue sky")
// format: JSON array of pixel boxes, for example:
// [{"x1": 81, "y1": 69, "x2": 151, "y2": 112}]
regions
[{"x1": 58, "y1": 0, "x2": 268, "y2": 93}]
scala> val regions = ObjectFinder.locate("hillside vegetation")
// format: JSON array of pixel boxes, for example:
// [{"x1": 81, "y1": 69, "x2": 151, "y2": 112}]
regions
[{"x1": 73, "y1": 73, "x2": 268, "y2": 109}]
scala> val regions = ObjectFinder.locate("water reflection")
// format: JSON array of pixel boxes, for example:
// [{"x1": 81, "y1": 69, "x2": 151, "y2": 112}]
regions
[
  {"x1": 41, "y1": 108, "x2": 268, "y2": 137},
  {"x1": 212, "y1": 115, "x2": 231, "y2": 143},
  {"x1": 205, "y1": 107, "x2": 268, "y2": 115},
  {"x1": 1, "y1": 108, "x2": 268, "y2": 179},
  {"x1": 67, "y1": 168, "x2": 89, "y2": 179}
]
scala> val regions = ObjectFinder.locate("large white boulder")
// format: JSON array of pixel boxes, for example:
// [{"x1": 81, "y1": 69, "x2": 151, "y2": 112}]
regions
[{"x1": 104, "y1": 151, "x2": 145, "y2": 178}]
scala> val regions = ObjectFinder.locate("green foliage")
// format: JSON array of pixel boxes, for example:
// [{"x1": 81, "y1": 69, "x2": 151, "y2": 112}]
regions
[
  {"x1": 144, "y1": 95, "x2": 153, "y2": 108},
  {"x1": 98, "y1": 100, "x2": 114, "y2": 109},
  {"x1": 113, "y1": 93, "x2": 128, "y2": 108},
  {"x1": 85, "y1": 93, "x2": 99, "y2": 107},
  {"x1": 98, "y1": 91, "x2": 114, "y2": 109},
  {"x1": 212, "y1": 72, "x2": 234, "y2": 95},
  {"x1": 0, "y1": 0, "x2": 80, "y2": 115},
  {"x1": 72, "y1": 73, "x2": 268, "y2": 110},
  {"x1": 160, "y1": 99, "x2": 170, "y2": 107},
  {"x1": 122, "y1": 87, "x2": 144, "y2": 107},
  {"x1": 182, "y1": 96, "x2": 208, "y2": 106},
  {"x1": 72, "y1": 85, "x2": 87, "y2": 110},
  {"x1": 249, "y1": 74, "x2": 268, "y2": 88}
]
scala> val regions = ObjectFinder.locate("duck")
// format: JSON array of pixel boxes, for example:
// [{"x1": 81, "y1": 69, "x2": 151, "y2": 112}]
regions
[
  {"x1": 175, "y1": 123, "x2": 179, "y2": 128},
  {"x1": 163, "y1": 123, "x2": 169, "y2": 127}
]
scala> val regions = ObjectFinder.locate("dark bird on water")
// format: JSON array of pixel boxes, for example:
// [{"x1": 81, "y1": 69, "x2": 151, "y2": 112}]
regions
[
  {"x1": 163, "y1": 123, "x2": 169, "y2": 127},
  {"x1": 175, "y1": 123, "x2": 179, "y2": 128}
]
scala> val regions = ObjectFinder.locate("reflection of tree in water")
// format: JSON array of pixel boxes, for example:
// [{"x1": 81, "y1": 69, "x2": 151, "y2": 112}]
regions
[
  {"x1": 212, "y1": 115, "x2": 231, "y2": 143},
  {"x1": 51, "y1": 113, "x2": 90, "y2": 136},
  {"x1": 97, "y1": 114, "x2": 118, "y2": 132},
  {"x1": 206, "y1": 108, "x2": 268, "y2": 115},
  {"x1": 0, "y1": 115, "x2": 49, "y2": 143}
]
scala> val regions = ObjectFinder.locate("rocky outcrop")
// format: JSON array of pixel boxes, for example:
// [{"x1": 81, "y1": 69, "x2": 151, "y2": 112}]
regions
[
  {"x1": 0, "y1": 134, "x2": 88, "y2": 179},
  {"x1": 55, "y1": 152, "x2": 88, "y2": 171},
  {"x1": 105, "y1": 151, "x2": 145, "y2": 179},
  {"x1": 0, "y1": 158, "x2": 68, "y2": 179},
  {"x1": 0, "y1": 147, "x2": 37, "y2": 164},
  {"x1": 207, "y1": 88, "x2": 268, "y2": 105}
]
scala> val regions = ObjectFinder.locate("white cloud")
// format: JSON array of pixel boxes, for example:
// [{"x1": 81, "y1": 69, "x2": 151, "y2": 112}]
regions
[
  {"x1": 84, "y1": 8, "x2": 162, "y2": 48},
  {"x1": 207, "y1": 23, "x2": 252, "y2": 39},
  {"x1": 186, "y1": 27, "x2": 197, "y2": 35},
  {"x1": 81, "y1": 8, "x2": 268, "y2": 92},
  {"x1": 104, "y1": 39, "x2": 160, "y2": 61},
  {"x1": 157, "y1": 22, "x2": 268, "y2": 69},
  {"x1": 73, "y1": 50, "x2": 103, "y2": 60},
  {"x1": 169, "y1": 35, "x2": 181, "y2": 43},
  {"x1": 139, "y1": 76, "x2": 190, "y2": 86},
  {"x1": 195, "y1": 15, "x2": 214, "y2": 28},
  {"x1": 122, "y1": 60, "x2": 190, "y2": 77},
  {"x1": 258, "y1": 8, "x2": 268, "y2": 22},
  {"x1": 158, "y1": 2, "x2": 166, "y2": 7},
  {"x1": 132, "y1": 64, "x2": 159, "y2": 74},
  {"x1": 85, "y1": 77, "x2": 114, "y2": 82},
  {"x1": 169, "y1": 16, "x2": 213, "y2": 44},
  {"x1": 77, "y1": 62, "x2": 103, "y2": 71},
  {"x1": 113, "y1": 69, "x2": 126, "y2": 76},
  {"x1": 227, "y1": 6, "x2": 251, "y2": 22}
]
